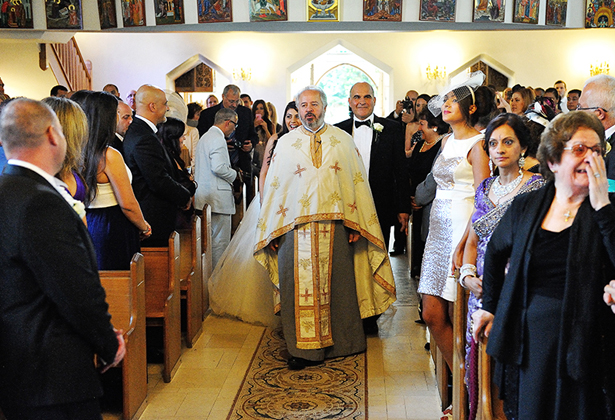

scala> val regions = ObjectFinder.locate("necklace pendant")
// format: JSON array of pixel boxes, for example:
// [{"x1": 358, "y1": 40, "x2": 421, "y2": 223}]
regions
[{"x1": 564, "y1": 210, "x2": 571, "y2": 222}]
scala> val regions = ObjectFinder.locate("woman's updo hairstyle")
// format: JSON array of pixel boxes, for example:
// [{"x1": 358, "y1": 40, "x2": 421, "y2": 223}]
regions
[{"x1": 456, "y1": 85, "x2": 497, "y2": 127}]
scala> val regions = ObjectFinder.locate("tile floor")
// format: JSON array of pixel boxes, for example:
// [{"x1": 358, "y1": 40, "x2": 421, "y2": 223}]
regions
[{"x1": 104, "y1": 254, "x2": 443, "y2": 420}]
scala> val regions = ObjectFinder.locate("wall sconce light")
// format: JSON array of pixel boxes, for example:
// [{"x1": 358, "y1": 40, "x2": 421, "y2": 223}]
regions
[
  {"x1": 426, "y1": 65, "x2": 447, "y2": 81},
  {"x1": 590, "y1": 62, "x2": 610, "y2": 77},
  {"x1": 233, "y1": 68, "x2": 252, "y2": 81}
]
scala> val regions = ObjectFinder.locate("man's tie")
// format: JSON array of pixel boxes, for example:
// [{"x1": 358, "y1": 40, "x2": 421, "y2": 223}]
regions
[{"x1": 355, "y1": 120, "x2": 371, "y2": 129}]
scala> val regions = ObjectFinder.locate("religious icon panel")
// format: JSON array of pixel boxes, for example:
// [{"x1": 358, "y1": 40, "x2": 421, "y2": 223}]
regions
[
  {"x1": 0, "y1": 0, "x2": 34, "y2": 28},
  {"x1": 513, "y1": 0, "x2": 539, "y2": 23},
  {"x1": 250, "y1": 0, "x2": 287, "y2": 21},
  {"x1": 98, "y1": 0, "x2": 117, "y2": 29},
  {"x1": 586, "y1": 0, "x2": 614, "y2": 27},
  {"x1": 46, "y1": 0, "x2": 82, "y2": 29},
  {"x1": 363, "y1": 0, "x2": 402, "y2": 21},
  {"x1": 121, "y1": 0, "x2": 146, "y2": 27},
  {"x1": 198, "y1": 0, "x2": 232, "y2": 22},
  {"x1": 419, "y1": 0, "x2": 456, "y2": 22},
  {"x1": 155, "y1": 0, "x2": 184, "y2": 25},
  {"x1": 546, "y1": 0, "x2": 566, "y2": 25},
  {"x1": 473, "y1": 0, "x2": 504, "y2": 22},
  {"x1": 307, "y1": 0, "x2": 339, "y2": 22}
]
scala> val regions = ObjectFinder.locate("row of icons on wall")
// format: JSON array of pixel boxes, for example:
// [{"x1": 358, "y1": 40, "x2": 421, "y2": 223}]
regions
[{"x1": 1, "y1": 0, "x2": 614, "y2": 29}]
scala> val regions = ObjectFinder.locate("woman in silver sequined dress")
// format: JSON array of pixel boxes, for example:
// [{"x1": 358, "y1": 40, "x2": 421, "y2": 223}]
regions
[{"x1": 418, "y1": 72, "x2": 493, "y2": 371}]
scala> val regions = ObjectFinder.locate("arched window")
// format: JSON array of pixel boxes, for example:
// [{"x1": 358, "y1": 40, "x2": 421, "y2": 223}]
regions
[
  {"x1": 316, "y1": 64, "x2": 375, "y2": 124},
  {"x1": 289, "y1": 42, "x2": 392, "y2": 125}
]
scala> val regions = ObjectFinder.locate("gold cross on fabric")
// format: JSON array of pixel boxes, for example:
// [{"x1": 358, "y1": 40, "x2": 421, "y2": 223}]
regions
[
  {"x1": 294, "y1": 164, "x2": 306, "y2": 177},
  {"x1": 348, "y1": 202, "x2": 358, "y2": 213},
  {"x1": 277, "y1": 205, "x2": 288, "y2": 217},
  {"x1": 330, "y1": 161, "x2": 342, "y2": 174}
]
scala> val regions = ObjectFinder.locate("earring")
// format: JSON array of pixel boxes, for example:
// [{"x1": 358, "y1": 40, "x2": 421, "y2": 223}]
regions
[
  {"x1": 518, "y1": 154, "x2": 526, "y2": 168},
  {"x1": 489, "y1": 159, "x2": 494, "y2": 174},
  {"x1": 433, "y1": 128, "x2": 438, "y2": 132}
]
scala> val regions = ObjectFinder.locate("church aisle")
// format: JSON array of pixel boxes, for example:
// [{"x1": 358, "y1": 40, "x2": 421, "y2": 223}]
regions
[{"x1": 104, "y1": 255, "x2": 442, "y2": 420}]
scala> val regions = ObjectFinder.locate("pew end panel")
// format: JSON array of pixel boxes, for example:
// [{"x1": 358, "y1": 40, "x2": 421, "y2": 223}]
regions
[
  {"x1": 141, "y1": 232, "x2": 182, "y2": 383},
  {"x1": 99, "y1": 253, "x2": 147, "y2": 420}
]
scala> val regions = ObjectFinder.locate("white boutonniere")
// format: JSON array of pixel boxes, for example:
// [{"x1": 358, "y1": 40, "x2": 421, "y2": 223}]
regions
[
  {"x1": 373, "y1": 123, "x2": 384, "y2": 133},
  {"x1": 72, "y1": 200, "x2": 86, "y2": 219}
]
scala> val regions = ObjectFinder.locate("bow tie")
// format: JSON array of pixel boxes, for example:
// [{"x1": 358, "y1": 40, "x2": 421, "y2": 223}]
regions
[{"x1": 355, "y1": 120, "x2": 372, "y2": 129}]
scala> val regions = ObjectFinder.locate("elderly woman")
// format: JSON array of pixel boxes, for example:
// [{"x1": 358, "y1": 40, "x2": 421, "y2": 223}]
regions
[{"x1": 473, "y1": 111, "x2": 615, "y2": 419}]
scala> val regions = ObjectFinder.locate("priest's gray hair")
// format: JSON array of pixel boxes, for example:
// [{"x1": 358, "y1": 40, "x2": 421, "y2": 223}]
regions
[{"x1": 295, "y1": 85, "x2": 328, "y2": 108}]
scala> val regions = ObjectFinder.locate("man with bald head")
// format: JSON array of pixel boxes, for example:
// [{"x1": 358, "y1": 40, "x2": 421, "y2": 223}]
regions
[
  {"x1": 123, "y1": 85, "x2": 196, "y2": 246},
  {"x1": 579, "y1": 74, "x2": 615, "y2": 179},
  {"x1": 0, "y1": 99, "x2": 124, "y2": 419},
  {"x1": 110, "y1": 100, "x2": 133, "y2": 156}
]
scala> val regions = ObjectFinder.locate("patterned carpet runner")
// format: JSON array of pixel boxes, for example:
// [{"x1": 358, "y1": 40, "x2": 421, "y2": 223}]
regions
[{"x1": 227, "y1": 328, "x2": 367, "y2": 419}]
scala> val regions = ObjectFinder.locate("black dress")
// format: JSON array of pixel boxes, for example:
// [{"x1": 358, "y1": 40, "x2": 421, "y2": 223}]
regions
[{"x1": 517, "y1": 227, "x2": 569, "y2": 419}]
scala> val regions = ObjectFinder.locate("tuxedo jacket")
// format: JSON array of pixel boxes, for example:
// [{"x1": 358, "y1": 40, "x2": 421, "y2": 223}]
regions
[
  {"x1": 335, "y1": 115, "x2": 411, "y2": 226},
  {"x1": 123, "y1": 117, "x2": 194, "y2": 246},
  {"x1": 0, "y1": 164, "x2": 118, "y2": 408},
  {"x1": 110, "y1": 133, "x2": 124, "y2": 156},
  {"x1": 197, "y1": 103, "x2": 256, "y2": 175}
]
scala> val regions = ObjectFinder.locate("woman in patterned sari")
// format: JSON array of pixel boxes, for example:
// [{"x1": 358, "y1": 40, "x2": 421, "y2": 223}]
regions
[{"x1": 459, "y1": 113, "x2": 545, "y2": 420}]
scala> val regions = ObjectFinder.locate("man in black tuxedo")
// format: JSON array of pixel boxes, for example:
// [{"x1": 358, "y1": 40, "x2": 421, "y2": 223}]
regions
[
  {"x1": 336, "y1": 82, "x2": 411, "y2": 247},
  {"x1": 579, "y1": 75, "x2": 615, "y2": 179},
  {"x1": 0, "y1": 99, "x2": 124, "y2": 419},
  {"x1": 110, "y1": 100, "x2": 133, "y2": 156},
  {"x1": 336, "y1": 82, "x2": 410, "y2": 334},
  {"x1": 197, "y1": 84, "x2": 256, "y2": 204},
  {"x1": 124, "y1": 85, "x2": 195, "y2": 247}
]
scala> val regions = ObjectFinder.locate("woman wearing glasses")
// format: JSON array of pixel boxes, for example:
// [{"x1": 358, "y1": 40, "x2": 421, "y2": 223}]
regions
[{"x1": 473, "y1": 111, "x2": 615, "y2": 419}]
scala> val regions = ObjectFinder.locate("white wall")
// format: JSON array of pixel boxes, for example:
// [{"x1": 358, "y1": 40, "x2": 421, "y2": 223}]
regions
[
  {"x1": 72, "y1": 29, "x2": 615, "y2": 118},
  {"x1": 0, "y1": 41, "x2": 58, "y2": 100}
]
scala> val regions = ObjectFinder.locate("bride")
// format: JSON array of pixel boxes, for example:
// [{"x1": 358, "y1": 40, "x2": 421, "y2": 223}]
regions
[{"x1": 208, "y1": 101, "x2": 301, "y2": 327}]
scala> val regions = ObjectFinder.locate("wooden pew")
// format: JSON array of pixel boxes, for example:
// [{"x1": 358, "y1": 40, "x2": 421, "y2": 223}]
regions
[
  {"x1": 431, "y1": 335, "x2": 451, "y2": 411},
  {"x1": 477, "y1": 340, "x2": 506, "y2": 420},
  {"x1": 200, "y1": 204, "x2": 213, "y2": 317},
  {"x1": 141, "y1": 232, "x2": 181, "y2": 383},
  {"x1": 99, "y1": 253, "x2": 147, "y2": 420},
  {"x1": 452, "y1": 284, "x2": 469, "y2": 420},
  {"x1": 179, "y1": 215, "x2": 203, "y2": 348}
]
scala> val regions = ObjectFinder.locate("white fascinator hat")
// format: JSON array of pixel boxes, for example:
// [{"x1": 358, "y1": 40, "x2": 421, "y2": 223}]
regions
[{"x1": 428, "y1": 71, "x2": 486, "y2": 117}]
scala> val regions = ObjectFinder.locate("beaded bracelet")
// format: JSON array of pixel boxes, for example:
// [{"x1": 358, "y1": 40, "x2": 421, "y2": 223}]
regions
[{"x1": 459, "y1": 263, "x2": 477, "y2": 288}]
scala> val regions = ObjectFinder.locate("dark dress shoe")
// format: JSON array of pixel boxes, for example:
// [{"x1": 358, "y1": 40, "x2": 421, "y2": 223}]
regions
[{"x1": 287, "y1": 357, "x2": 322, "y2": 370}]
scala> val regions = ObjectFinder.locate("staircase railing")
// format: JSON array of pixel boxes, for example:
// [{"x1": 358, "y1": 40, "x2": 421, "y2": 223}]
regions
[{"x1": 49, "y1": 37, "x2": 91, "y2": 91}]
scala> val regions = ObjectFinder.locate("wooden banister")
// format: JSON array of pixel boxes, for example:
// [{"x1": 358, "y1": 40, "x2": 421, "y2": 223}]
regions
[{"x1": 49, "y1": 37, "x2": 91, "y2": 91}]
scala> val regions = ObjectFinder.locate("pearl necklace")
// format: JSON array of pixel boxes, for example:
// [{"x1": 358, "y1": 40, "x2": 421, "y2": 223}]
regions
[{"x1": 492, "y1": 170, "x2": 523, "y2": 199}]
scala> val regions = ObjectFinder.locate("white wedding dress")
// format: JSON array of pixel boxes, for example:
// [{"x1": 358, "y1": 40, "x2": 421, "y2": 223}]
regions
[{"x1": 208, "y1": 195, "x2": 281, "y2": 327}]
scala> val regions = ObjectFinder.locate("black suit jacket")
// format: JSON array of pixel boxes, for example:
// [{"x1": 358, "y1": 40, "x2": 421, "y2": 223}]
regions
[
  {"x1": 605, "y1": 133, "x2": 615, "y2": 180},
  {"x1": 335, "y1": 115, "x2": 411, "y2": 226},
  {"x1": 0, "y1": 164, "x2": 118, "y2": 408},
  {"x1": 124, "y1": 117, "x2": 194, "y2": 246},
  {"x1": 110, "y1": 133, "x2": 124, "y2": 156},
  {"x1": 197, "y1": 103, "x2": 256, "y2": 176}
]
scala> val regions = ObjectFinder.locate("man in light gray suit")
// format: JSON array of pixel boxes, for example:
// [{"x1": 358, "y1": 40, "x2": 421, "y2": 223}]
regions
[{"x1": 194, "y1": 108, "x2": 238, "y2": 268}]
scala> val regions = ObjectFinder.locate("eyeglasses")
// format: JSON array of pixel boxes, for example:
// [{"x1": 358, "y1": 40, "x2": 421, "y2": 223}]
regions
[
  {"x1": 576, "y1": 105, "x2": 608, "y2": 112},
  {"x1": 563, "y1": 143, "x2": 604, "y2": 157},
  {"x1": 227, "y1": 120, "x2": 238, "y2": 127}
]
